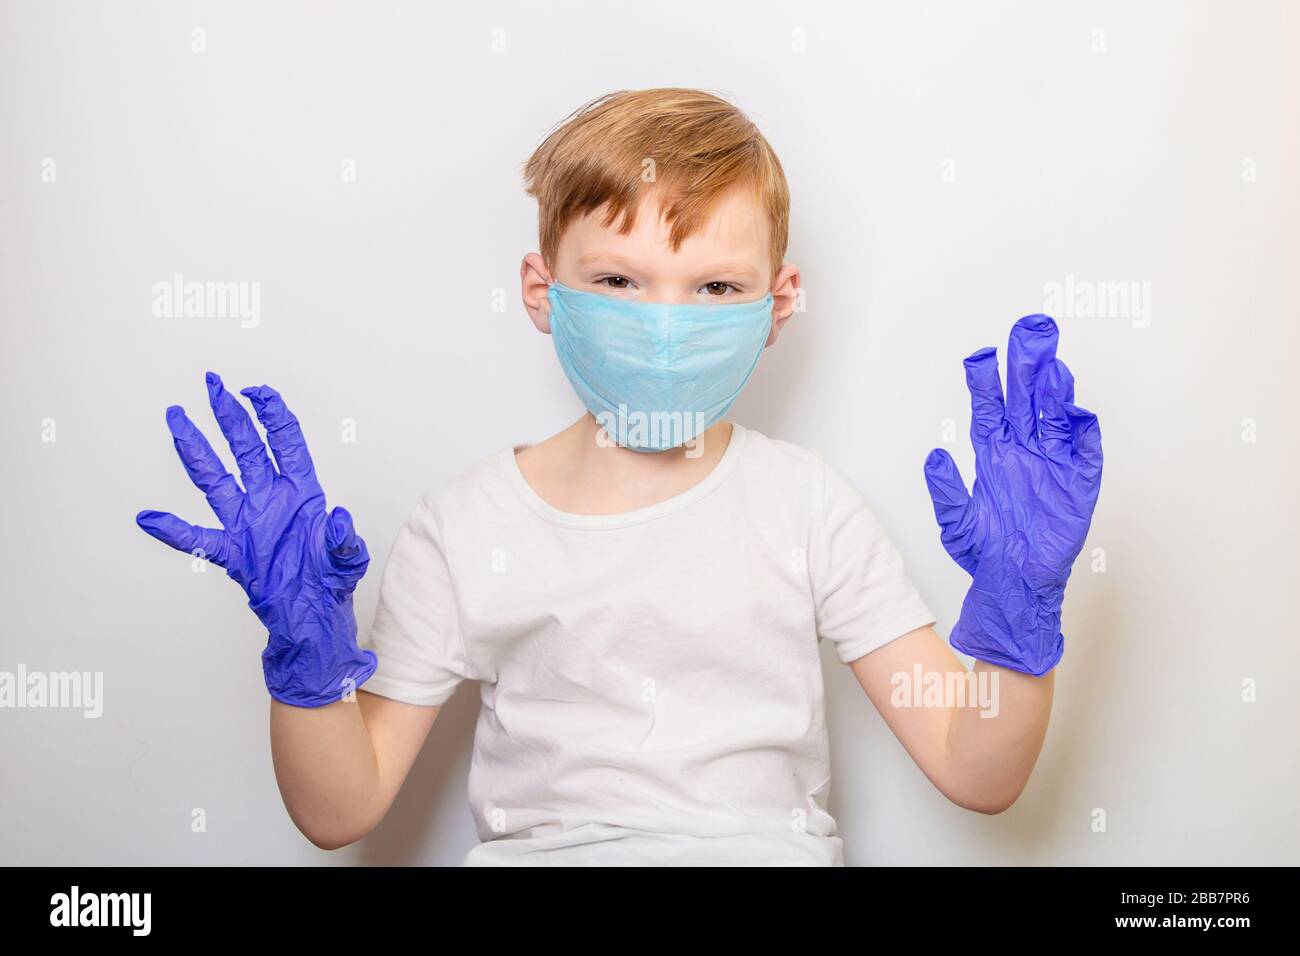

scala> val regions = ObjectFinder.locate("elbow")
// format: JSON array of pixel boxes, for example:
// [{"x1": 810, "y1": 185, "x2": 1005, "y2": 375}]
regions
[
  {"x1": 948, "y1": 784, "x2": 1025, "y2": 816},
  {"x1": 964, "y1": 795, "x2": 1017, "y2": 815},
  {"x1": 304, "y1": 829, "x2": 358, "y2": 851},
  {"x1": 275, "y1": 771, "x2": 389, "y2": 851},
  {"x1": 295, "y1": 811, "x2": 381, "y2": 851}
]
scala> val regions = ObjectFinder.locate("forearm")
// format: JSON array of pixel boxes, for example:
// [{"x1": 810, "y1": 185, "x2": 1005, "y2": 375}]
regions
[
  {"x1": 270, "y1": 688, "x2": 441, "y2": 849},
  {"x1": 851, "y1": 626, "x2": 1053, "y2": 814},
  {"x1": 270, "y1": 697, "x2": 384, "y2": 849},
  {"x1": 939, "y1": 662, "x2": 1053, "y2": 813}
]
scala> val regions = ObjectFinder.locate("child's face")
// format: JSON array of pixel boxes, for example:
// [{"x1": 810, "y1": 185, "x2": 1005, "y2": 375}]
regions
[
  {"x1": 521, "y1": 184, "x2": 799, "y2": 348},
  {"x1": 550, "y1": 185, "x2": 774, "y2": 305}
]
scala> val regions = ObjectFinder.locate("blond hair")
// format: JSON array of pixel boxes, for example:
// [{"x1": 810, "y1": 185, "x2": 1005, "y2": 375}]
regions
[{"x1": 522, "y1": 88, "x2": 789, "y2": 280}]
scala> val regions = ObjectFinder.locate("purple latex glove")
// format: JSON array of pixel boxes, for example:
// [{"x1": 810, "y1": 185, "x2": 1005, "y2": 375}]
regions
[
  {"x1": 924, "y1": 315, "x2": 1103, "y2": 675},
  {"x1": 137, "y1": 373, "x2": 376, "y2": 706}
]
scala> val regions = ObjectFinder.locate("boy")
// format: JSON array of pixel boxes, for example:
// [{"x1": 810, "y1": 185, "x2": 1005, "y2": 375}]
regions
[{"x1": 136, "y1": 88, "x2": 1102, "y2": 866}]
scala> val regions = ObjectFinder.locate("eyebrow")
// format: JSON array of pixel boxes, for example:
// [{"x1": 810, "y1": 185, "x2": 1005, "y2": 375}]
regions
[
  {"x1": 576, "y1": 252, "x2": 640, "y2": 269},
  {"x1": 696, "y1": 263, "x2": 762, "y2": 280},
  {"x1": 576, "y1": 252, "x2": 761, "y2": 280}
]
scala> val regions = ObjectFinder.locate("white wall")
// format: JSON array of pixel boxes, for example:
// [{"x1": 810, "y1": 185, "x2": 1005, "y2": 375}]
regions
[{"x1": 1, "y1": 0, "x2": 1296, "y2": 865}]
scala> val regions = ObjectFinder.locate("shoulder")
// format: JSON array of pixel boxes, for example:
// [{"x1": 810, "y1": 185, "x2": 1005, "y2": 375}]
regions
[
  {"x1": 736, "y1": 425, "x2": 826, "y2": 476},
  {"x1": 412, "y1": 446, "x2": 520, "y2": 530},
  {"x1": 735, "y1": 425, "x2": 872, "y2": 522},
  {"x1": 732, "y1": 425, "x2": 832, "y2": 515}
]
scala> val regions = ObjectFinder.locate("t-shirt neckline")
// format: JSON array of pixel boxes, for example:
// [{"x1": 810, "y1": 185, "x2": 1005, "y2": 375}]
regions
[{"x1": 501, "y1": 423, "x2": 749, "y2": 530}]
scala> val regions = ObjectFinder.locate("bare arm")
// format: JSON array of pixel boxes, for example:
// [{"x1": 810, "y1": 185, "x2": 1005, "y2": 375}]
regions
[
  {"x1": 848, "y1": 625, "x2": 1053, "y2": 814},
  {"x1": 270, "y1": 691, "x2": 440, "y2": 849}
]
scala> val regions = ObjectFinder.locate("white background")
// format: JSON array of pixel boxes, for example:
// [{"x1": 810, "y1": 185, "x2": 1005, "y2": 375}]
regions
[{"x1": 1, "y1": 0, "x2": 1296, "y2": 865}]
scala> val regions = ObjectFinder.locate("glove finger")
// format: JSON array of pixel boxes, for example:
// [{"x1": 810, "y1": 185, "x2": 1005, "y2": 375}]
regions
[
  {"x1": 206, "y1": 372, "x2": 276, "y2": 502},
  {"x1": 136, "y1": 510, "x2": 230, "y2": 567},
  {"x1": 324, "y1": 506, "x2": 369, "y2": 585},
  {"x1": 924, "y1": 448, "x2": 980, "y2": 574},
  {"x1": 1005, "y1": 314, "x2": 1059, "y2": 447},
  {"x1": 240, "y1": 385, "x2": 318, "y2": 483},
  {"x1": 165, "y1": 405, "x2": 244, "y2": 527},
  {"x1": 1064, "y1": 401, "x2": 1103, "y2": 481},
  {"x1": 324, "y1": 505, "x2": 357, "y2": 552},
  {"x1": 963, "y1": 347, "x2": 1006, "y2": 444},
  {"x1": 923, "y1": 448, "x2": 972, "y2": 522},
  {"x1": 1038, "y1": 358, "x2": 1075, "y2": 461}
]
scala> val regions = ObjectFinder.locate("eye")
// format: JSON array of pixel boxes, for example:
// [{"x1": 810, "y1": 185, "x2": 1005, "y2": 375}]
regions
[
  {"x1": 701, "y1": 281, "x2": 740, "y2": 297},
  {"x1": 597, "y1": 275, "x2": 633, "y2": 290}
]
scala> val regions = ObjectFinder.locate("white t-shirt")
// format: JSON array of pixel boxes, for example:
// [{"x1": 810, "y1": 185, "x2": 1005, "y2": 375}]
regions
[{"x1": 361, "y1": 424, "x2": 935, "y2": 866}]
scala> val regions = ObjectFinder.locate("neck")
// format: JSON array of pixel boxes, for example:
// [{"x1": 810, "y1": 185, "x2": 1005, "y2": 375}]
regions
[{"x1": 517, "y1": 415, "x2": 734, "y2": 515}]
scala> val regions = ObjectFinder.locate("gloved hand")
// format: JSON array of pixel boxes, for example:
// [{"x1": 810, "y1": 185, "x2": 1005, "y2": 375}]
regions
[
  {"x1": 923, "y1": 315, "x2": 1102, "y2": 676},
  {"x1": 136, "y1": 373, "x2": 377, "y2": 706}
]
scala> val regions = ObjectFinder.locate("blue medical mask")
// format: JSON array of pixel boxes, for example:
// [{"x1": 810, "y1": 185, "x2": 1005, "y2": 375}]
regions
[{"x1": 547, "y1": 281, "x2": 774, "y2": 452}]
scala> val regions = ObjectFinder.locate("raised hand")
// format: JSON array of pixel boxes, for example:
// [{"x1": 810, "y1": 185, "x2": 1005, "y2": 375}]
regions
[
  {"x1": 923, "y1": 315, "x2": 1103, "y2": 675},
  {"x1": 136, "y1": 373, "x2": 377, "y2": 706}
]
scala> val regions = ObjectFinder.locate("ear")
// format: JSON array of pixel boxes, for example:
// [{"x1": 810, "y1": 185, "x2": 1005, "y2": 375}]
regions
[
  {"x1": 520, "y1": 253, "x2": 554, "y2": 334},
  {"x1": 766, "y1": 263, "x2": 802, "y2": 347}
]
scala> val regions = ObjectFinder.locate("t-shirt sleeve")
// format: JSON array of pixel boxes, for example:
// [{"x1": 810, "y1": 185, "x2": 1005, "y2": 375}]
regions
[
  {"x1": 360, "y1": 496, "x2": 477, "y2": 706},
  {"x1": 809, "y1": 457, "x2": 936, "y2": 664}
]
